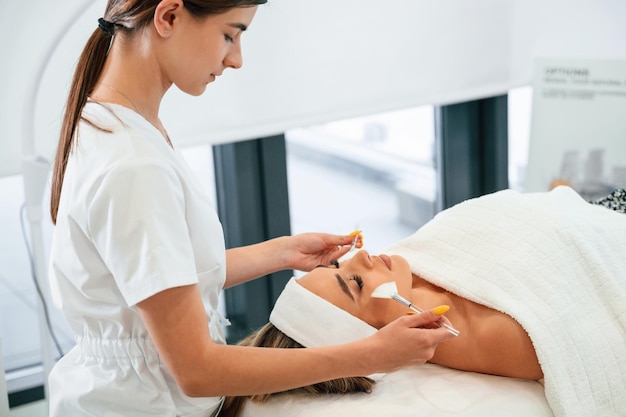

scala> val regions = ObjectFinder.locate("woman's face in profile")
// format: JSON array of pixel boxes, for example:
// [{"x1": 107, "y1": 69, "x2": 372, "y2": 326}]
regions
[{"x1": 297, "y1": 250, "x2": 413, "y2": 328}]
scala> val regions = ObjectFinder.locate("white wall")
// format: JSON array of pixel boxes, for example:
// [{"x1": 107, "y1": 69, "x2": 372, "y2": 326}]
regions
[{"x1": 1, "y1": 0, "x2": 625, "y2": 177}]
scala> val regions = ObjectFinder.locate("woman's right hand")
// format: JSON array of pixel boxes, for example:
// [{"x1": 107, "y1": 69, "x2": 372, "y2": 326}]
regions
[{"x1": 360, "y1": 310, "x2": 456, "y2": 374}]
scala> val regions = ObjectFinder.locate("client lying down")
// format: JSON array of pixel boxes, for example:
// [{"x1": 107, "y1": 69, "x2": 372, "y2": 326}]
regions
[{"x1": 221, "y1": 187, "x2": 626, "y2": 417}]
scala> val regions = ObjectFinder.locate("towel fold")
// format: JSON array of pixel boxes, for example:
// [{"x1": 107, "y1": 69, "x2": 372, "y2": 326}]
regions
[{"x1": 384, "y1": 186, "x2": 626, "y2": 417}]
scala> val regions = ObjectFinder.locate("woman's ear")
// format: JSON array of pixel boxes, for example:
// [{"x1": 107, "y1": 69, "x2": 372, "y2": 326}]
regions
[{"x1": 153, "y1": 0, "x2": 184, "y2": 37}]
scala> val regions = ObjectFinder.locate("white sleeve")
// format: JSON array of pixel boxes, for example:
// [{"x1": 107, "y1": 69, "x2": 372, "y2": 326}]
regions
[{"x1": 87, "y1": 158, "x2": 198, "y2": 306}]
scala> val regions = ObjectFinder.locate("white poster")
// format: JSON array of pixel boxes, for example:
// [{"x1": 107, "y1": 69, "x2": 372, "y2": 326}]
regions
[{"x1": 525, "y1": 58, "x2": 626, "y2": 199}]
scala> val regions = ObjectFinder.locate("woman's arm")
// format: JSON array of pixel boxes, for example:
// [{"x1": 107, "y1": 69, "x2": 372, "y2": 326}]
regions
[
  {"x1": 224, "y1": 233, "x2": 359, "y2": 288},
  {"x1": 138, "y1": 283, "x2": 454, "y2": 397}
]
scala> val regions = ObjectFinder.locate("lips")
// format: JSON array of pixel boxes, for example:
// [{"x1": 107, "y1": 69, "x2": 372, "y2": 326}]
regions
[{"x1": 378, "y1": 254, "x2": 392, "y2": 270}]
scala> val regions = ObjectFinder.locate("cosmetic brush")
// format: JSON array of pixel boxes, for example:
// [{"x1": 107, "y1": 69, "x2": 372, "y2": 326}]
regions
[
  {"x1": 348, "y1": 227, "x2": 362, "y2": 252},
  {"x1": 371, "y1": 282, "x2": 460, "y2": 336}
]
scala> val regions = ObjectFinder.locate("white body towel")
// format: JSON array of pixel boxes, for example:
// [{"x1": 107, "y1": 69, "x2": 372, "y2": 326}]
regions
[{"x1": 385, "y1": 187, "x2": 626, "y2": 417}]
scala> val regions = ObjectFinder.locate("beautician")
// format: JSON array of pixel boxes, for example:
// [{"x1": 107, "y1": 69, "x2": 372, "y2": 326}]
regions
[{"x1": 46, "y1": 1, "x2": 456, "y2": 416}]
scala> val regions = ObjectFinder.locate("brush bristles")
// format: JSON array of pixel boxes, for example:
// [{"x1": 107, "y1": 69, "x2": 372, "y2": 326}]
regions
[{"x1": 370, "y1": 282, "x2": 398, "y2": 298}]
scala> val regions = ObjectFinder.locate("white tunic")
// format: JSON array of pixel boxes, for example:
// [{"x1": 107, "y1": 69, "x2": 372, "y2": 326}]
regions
[{"x1": 48, "y1": 102, "x2": 227, "y2": 416}]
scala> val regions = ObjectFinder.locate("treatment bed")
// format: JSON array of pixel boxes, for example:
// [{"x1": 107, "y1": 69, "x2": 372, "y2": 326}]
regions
[
  {"x1": 240, "y1": 187, "x2": 626, "y2": 417},
  {"x1": 240, "y1": 363, "x2": 553, "y2": 416}
]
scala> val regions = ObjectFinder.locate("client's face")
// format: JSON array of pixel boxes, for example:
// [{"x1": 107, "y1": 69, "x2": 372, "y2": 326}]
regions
[{"x1": 297, "y1": 250, "x2": 413, "y2": 328}]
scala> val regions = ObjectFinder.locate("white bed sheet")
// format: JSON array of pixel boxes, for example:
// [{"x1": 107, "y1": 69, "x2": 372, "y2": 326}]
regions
[{"x1": 240, "y1": 363, "x2": 553, "y2": 417}]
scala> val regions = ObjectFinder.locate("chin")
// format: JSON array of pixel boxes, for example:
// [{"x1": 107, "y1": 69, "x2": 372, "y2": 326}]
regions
[
  {"x1": 390, "y1": 255, "x2": 411, "y2": 271},
  {"x1": 177, "y1": 83, "x2": 208, "y2": 97},
  {"x1": 191, "y1": 85, "x2": 208, "y2": 96}
]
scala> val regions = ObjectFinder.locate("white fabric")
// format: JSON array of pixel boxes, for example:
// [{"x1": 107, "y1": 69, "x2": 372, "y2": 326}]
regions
[
  {"x1": 384, "y1": 187, "x2": 626, "y2": 417},
  {"x1": 48, "y1": 102, "x2": 227, "y2": 416},
  {"x1": 242, "y1": 363, "x2": 553, "y2": 417},
  {"x1": 270, "y1": 277, "x2": 377, "y2": 348}
]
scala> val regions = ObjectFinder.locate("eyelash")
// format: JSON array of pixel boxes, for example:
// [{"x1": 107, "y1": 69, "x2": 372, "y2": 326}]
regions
[
  {"x1": 351, "y1": 275, "x2": 363, "y2": 290},
  {"x1": 329, "y1": 260, "x2": 362, "y2": 290},
  {"x1": 224, "y1": 34, "x2": 235, "y2": 43}
]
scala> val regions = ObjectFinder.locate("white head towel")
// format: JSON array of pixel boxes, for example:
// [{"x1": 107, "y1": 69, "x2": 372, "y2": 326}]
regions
[{"x1": 270, "y1": 277, "x2": 377, "y2": 348}]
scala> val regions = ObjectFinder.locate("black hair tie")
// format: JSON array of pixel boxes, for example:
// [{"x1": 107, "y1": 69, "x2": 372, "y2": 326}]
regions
[{"x1": 98, "y1": 18, "x2": 115, "y2": 36}]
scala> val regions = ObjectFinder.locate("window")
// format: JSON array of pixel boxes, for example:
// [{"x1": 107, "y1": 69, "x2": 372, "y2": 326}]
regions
[
  {"x1": 286, "y1": 106, "x2": 437, "y2": 259},
  {"x1": 0, "y1": 174, "x2": 72, "y2": 393},
  {"x1": 287, "y1": 92, "x2": 535, "y2": 260}
]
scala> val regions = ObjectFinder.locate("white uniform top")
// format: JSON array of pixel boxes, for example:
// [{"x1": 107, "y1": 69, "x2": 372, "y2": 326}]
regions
[{"x1": 48, "y1": 102, "x2": 228, "y2": 417}]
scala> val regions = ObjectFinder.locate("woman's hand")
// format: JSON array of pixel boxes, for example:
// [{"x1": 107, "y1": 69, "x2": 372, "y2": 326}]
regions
[
  {"x1": 284, "y1": 232, "x2": 363, "y2": 272},
  {"x1": 224, "y1": 231, "x2": 362, "y2": 288},
  {"x1": 358, "y1": 311, "x2": 457, "y2": 374}
]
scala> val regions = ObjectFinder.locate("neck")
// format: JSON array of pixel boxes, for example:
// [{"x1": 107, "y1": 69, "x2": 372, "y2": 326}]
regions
[
  {"x1": 96, "y1": 29, "x2": 170, "y2": 124},
  {"x1": 92, "y1": 32, "x2": 173, "y2": 145}
]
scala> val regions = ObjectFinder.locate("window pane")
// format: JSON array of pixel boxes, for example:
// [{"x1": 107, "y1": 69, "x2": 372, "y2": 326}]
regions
[
  {"x1": 508, "y1": 86, "x2": 533, "y2": 191},
  {"x1": 286, "y1": 106, "x2": 437, "y2": 264},
  {"x1": 0, "y1": 175, "x2": 73, "y2": 381}
]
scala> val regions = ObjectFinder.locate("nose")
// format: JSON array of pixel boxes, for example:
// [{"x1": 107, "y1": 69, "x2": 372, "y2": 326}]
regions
[
  {"x1": 224, "y1": 44, "x2": 243, "y2": 69},
  {"x1": 350, "y1": 250, "x2": 373, "y2": 268}
]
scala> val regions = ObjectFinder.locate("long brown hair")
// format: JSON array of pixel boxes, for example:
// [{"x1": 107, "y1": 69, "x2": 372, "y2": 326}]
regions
[
  {"x1": 50, "y1": 0, "x2": 267, "y2": 224},
  {"x1": 220, "y1": 323, "x2": 375, "y2": 417}
]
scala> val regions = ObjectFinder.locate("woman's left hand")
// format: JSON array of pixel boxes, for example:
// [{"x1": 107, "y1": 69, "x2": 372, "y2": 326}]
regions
[
  {"x1": 286, "y1": 231, "x2": 362, "y2": 272},
  {"x1": 225, "y1": 231, "x2": 363, "y2": 288}
]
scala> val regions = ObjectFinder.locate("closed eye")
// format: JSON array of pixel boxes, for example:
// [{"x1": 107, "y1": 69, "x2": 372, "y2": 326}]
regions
[
  {"x1": 224, "y1": 23, "x2": 247, "y2": 44},
  {"x1": 314, "y1": 263, "x2": 355, "y2": 301},
  {"x1": 352, "y1": 275, "x2": 363, "y2": 290},
  {"x1": 315, "y1": 261, "x2": 340, "y2": 269}
]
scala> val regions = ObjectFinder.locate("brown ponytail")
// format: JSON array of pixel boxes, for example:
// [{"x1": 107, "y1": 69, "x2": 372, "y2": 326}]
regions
[{"x1": 49, "y1": 25, "x2": 112, "y2": 224}]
